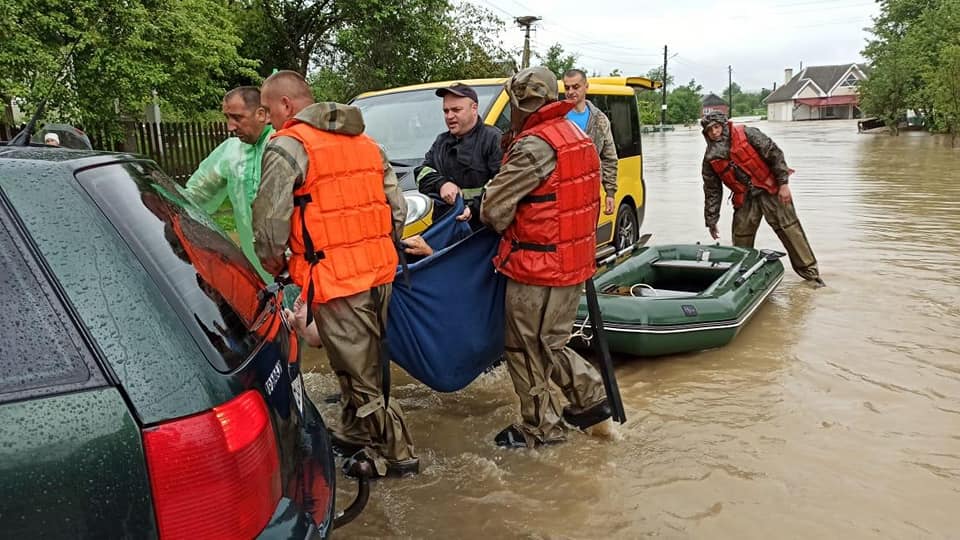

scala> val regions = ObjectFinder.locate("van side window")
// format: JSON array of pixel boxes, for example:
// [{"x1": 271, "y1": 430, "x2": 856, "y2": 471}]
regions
[
  {"x1": 494, "y1": 103, "x2": 511, "y2": 133},
  {"x1": 606, "y1": 95, "x2": 641, "y2": 158}
]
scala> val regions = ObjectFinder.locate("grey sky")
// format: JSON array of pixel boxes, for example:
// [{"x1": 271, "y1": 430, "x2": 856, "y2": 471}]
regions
[{"x1": 469, "y1": 0, "x2": 881, "y2": 93}]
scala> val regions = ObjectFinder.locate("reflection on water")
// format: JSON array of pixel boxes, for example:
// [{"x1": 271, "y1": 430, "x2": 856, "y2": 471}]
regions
[{"x1": 304, "y1": 120, "x2": 960, "y2": 539}]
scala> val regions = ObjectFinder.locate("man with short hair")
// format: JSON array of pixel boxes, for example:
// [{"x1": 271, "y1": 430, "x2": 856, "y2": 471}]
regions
[
  {"x1": 480, "y1": 66, "x2": 611, "y2": 449},
  {"x1": 184, "y1": 86, "x2": 273, "y2": 281},
  {"x1": 562, "y1": 69, "x2": 617, "y2": 216},
  {"x1": 253, "y1": 70, "x2": 418, "y2": 477},
  {"x1": 415, "y1": 82, "x2": 502, "y2": 226},
  {"x1": 701, "y1": 111, "x2": 824, "y2": 286}
]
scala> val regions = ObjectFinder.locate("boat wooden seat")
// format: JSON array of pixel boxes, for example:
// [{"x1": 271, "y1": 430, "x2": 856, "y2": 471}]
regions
[{"x1": 650, "y1": 259, "x2": 733, "y2": 271}]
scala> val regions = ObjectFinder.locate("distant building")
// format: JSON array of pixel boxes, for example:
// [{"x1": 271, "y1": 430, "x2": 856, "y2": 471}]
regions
[
  {"x1": 702, "y1": 93, "x2": 729, "y2": 117},
  {"x1": 764, "y1": 63, "x2": 869, "y2": 121}
]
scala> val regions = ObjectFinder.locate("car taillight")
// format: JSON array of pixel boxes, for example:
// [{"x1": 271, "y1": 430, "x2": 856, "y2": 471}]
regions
[{"x1": 143, "y1": 390, "x2": 281, "y2": 539}]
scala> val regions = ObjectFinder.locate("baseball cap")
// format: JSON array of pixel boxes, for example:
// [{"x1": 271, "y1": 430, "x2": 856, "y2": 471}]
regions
[{"x1": 435, "y1": 83, "x2": 479, "y2": 103}]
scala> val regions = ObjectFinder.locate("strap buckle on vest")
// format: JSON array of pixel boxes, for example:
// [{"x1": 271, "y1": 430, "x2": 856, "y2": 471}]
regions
[
  {"x1": 511, "y1": 239, "x2": 557, "y2": 253},
  {"x1": 519, "y1": 193, "x2": 557, "y2": 204}
]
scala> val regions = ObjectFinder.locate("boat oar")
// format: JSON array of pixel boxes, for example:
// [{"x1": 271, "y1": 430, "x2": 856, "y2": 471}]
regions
[
  {"x1": 734, "y1": 249, "x2": 786, "y2": 287},
  {"x1": 583, "y1": 278, "x2": 627, "y2": 424},
  {"x1": 598, "y1": 233, "x2": 653, "y2": 269}
]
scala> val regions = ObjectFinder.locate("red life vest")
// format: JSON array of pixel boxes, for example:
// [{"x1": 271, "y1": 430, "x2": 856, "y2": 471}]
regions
[
  {"x1": 709, "y1": 122, "x2": 781, "y2": 208},
  {"x1": 493, "y1": 101, "x2": 601, "y2": 287},
  {"x1": 273, "y1": 120, "x2": 397, "y2": 305}
]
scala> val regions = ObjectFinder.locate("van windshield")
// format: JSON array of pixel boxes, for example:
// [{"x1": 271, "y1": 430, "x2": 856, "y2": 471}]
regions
[{"x1": 352, "y1": 85, "x2": 503, "y2": 162}]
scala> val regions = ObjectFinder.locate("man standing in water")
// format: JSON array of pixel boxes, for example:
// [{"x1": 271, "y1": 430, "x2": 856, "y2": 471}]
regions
[
  {"x1": 480, "y1": 66, "x2": 612, "y2": 448},
  {"x1": 253, "y1": 71, "x2": 418, "y2": 477},
  {"x1": 701, "y1": 111, "x2": 825, "y2": 286}
]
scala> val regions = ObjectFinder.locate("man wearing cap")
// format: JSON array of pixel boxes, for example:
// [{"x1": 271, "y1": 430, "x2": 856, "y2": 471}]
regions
[
  {"x1": 562, "y1": 69, "x2": 617, "y2": 216},
  {"x1": 480, "y1": 66, "x2": 611, "y2": 449},
  {"x1": 701, "y1": 111, "x2": 824, "y2": 286},
  {"x1": 415, "y1": 83, "x2": 502, "y2": 227}
]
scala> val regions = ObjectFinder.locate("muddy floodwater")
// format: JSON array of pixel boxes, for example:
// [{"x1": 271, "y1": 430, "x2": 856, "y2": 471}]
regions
[{"x1": 303, "y1": 120, "x2": 960, "y2": 539}]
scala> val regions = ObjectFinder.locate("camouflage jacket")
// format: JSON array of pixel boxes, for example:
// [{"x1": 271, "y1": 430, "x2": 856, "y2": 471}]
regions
[
  {"x1": 584, "y1": 100, "x2": 618, "y2": 197},
  {"x1": 701, "y1": 123, "x2": 791, "y2": 227}
]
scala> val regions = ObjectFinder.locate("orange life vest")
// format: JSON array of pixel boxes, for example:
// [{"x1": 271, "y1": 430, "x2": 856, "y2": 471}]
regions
[
  {"x1": 493, "y1": 101, "x2": 601, "y2": 287},
  {"x1": 273, "y1": 120, "x2": 397, "y2": 305},
  {"x1": 709, "y1": 122, "x2": 781, "y2": 208}
]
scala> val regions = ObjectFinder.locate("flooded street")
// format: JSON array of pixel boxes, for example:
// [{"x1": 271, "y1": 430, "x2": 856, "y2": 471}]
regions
[{"x1": 306, "y1": 120, "x2": 960, "y2": 539}]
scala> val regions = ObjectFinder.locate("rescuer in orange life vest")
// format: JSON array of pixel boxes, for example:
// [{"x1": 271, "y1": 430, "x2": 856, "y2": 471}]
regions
[
  {"x1": 701, "y1": 111, "x2": 825, "y2": 286},
  {"x1": 480, "y1": 66, "x2": 613, "y2": 448},
  {"x1": 252, "y1": 70, "x2": 417, "y2": 477}
]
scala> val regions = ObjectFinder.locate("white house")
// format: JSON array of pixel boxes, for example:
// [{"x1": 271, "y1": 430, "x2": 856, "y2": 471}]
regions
[{"x1": 765, "y1": 63, "x2": 869, "y2": 121}]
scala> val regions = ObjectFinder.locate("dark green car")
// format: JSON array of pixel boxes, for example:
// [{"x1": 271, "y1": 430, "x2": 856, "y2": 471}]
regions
[{"x1": 0, "y1": 146, "x2": 360, "y2": 538}]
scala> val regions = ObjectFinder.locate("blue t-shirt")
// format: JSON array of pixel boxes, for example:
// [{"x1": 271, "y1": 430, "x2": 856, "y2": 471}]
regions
[{"x1": 566, "y1": 107, "x2": 590, "y2": 132}]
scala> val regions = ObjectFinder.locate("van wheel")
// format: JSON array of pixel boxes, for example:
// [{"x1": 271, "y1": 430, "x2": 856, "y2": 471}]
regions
[{"x1": 614, "y1": 203, "x2": 638, "y2": 252}]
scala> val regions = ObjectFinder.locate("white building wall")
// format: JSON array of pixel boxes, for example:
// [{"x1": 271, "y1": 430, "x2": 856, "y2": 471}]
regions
[{"x1": 767, "y1": 102, "x2": 793, "y2": 121}]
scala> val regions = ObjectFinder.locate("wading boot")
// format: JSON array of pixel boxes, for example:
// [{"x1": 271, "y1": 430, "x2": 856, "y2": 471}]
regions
[{"x1": 562, "y1": 399, "x2": 612, "y2": 430}]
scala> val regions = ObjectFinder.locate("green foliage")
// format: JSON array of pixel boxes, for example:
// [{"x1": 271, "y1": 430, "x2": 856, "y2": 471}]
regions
[
  {"x1": 928, "y1": 44, "x2": 960, "y2": 143},
  {"x1": 645, "y1": 67, "x2": 674, "y2": 89},
  {"x1": 308, "y1": 1, "x2": 510, "y2": 102},
  {"x1": 0, "y1": 0, "x2": 257, "y2": 128},
  {"x1": 861, "y1": 0, "x2": 960, "y2": 138},
  {"x1": 537, "y1": 43, "x2": 581, "y2": 79},
  {"x1": 667, "y1": 80, "x2": 703, "y2": 125}
]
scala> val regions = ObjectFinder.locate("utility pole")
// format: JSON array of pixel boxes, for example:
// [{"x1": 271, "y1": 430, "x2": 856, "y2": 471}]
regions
[
  {"x1": 661, "y1": 45, "x2": 668, "y2": 128},
  {"x1": 728, "y1": 65, "x2": 733, "y2": 117},
  {"x1": 515, "y1": 16, "x2": 541, "y2": 70}
]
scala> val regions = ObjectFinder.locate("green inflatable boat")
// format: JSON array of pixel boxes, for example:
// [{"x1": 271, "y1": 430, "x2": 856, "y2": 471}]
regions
[{"x1": 572, "y1": 244, "x2": 785, "y2": 357}]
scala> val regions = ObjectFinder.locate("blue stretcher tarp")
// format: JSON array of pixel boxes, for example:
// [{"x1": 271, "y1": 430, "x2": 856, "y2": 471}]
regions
[{"x1": 386, "y1": 198, "x2": 506, "y2": 392}]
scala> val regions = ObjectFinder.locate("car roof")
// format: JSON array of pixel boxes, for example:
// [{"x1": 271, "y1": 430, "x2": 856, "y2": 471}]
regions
[
  {"x1": 0, "y1": 145, "x2": 139, "y2": 168},
  {"x1": 353, "y1": 76, "x2": 661, "y2": 101}
]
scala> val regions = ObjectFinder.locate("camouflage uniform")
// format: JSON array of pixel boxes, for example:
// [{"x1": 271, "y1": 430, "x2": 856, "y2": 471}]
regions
[
  {"x1": 701, "y1": 113, "x2": 821, "y2": 282},
  {"x1": 253, "y1": 102, "x2": 417, "y2": 472},
  {"x1": 583, "y1": 100, "x2": 618, "y2": 198},
  {"x1": 480, "y1": 67, "x2": 607, "y2": 446}
]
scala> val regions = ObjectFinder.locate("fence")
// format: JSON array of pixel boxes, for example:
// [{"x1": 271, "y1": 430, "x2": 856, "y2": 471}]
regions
[{"x1": 1, "y1": 121, "x2": 232, "y2": 183}]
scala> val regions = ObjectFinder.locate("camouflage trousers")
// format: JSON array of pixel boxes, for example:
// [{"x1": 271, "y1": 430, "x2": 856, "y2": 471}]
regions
[
  {"x1": 503, "y1": 280, "x2": 606, "y2": 443},
  {"x1": 732, "y1": 189, "x2": 820, "y2": 281},
  {"x1": 311, "y1": 284, "x2": 416, "y2": 463}
]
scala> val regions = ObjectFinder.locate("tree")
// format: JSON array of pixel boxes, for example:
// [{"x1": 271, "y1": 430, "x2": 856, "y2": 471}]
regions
[
  {"x1": 0, "y1": 0, "x2": 256, "y2": 127},
  {"x1": 861, "y1": 0, "x2": 960, "y2": 135},
  {"x1": 645, "y1": 67, "x2": 673, "y2": 89},
  {"x1": 537, "y1": 43, "x2": 579, "y2": 79},
  {"x1": 667, "y1": 79, "x2": 702, "y2": 125},
  {"x1": 929, "y1": 44, "x2": 960, "y2": 144},
  {"x1": 308, "y1": 1, "x2": 509, "y2": 102}
]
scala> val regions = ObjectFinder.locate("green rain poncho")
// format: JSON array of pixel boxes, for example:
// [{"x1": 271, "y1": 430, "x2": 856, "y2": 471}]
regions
[{"x1": 183, "y1": 126, "x2": 273, "y2": 282}]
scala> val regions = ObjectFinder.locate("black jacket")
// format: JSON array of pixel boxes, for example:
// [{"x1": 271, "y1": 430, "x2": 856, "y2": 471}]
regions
[{"x1": 414, "y1": 121, "x2": 502, "y2": 224}]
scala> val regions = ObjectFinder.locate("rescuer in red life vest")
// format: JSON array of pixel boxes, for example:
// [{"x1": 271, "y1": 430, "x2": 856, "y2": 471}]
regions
[
  {"x1": 480, "y1": 66, "x2": 613, "y2": 449},
  {"x1": 701, "y1": 111, "x2": 825, "y2": 286}
]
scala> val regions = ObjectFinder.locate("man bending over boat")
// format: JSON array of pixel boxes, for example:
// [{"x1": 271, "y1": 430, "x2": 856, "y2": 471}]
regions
[
  {"x1": 701, "y1": 111, "x2": 825, "y2": 287},
  {"x1": 480, "y1": 66, "x2": 612, "y2": 448}
]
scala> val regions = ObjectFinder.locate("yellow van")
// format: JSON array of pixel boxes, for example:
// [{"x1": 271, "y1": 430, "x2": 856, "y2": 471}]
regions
[{"x1": 351, "y1": 76, "x2": 660, "y2": 259}]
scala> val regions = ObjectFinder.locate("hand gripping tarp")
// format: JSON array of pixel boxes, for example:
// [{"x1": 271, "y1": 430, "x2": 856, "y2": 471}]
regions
[{"x1": 386, "y1": 198, "x2": 507, "y2": 392}]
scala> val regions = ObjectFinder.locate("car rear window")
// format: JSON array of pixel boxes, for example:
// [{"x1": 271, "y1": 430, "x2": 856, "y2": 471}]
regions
[
  {"x1": 75, "y1": 161, "x2": 268, "y2": 372},
  {"x1": 0, "y1": 196, "x2": 105, "y2": 401}
]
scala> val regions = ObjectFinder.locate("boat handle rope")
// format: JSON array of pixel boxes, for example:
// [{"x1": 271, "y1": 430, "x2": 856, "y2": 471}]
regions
[
  {"x1": 630, "y1": 283, "x2": 657, "y2": 297},
  {"x1": 571, "y1": 314, "x2": 593, "y2": 346}
]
